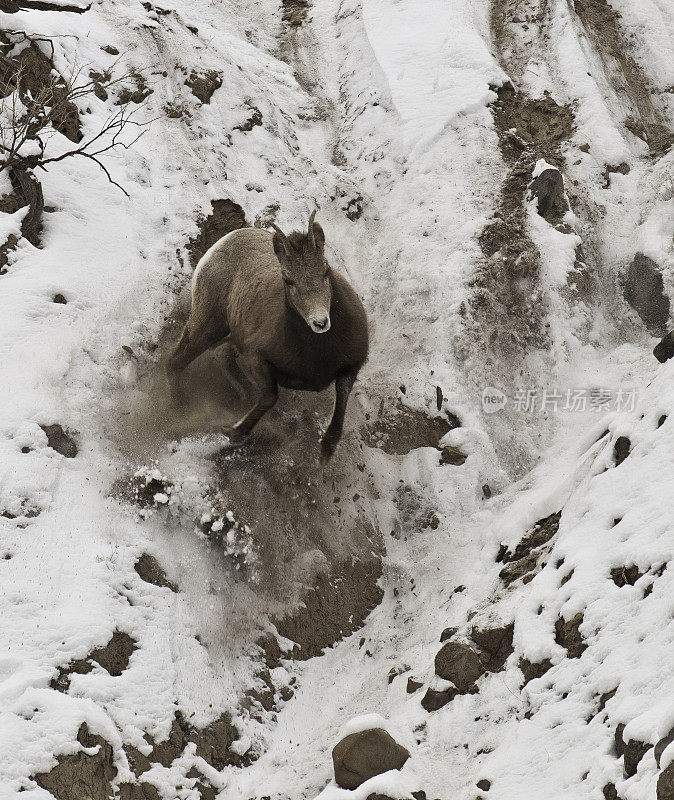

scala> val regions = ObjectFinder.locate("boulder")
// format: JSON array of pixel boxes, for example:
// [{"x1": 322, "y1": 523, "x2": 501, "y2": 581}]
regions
[
  {"x1": 332, "y1": 728, "x2": 410, "y2": 790},
  {"x1": 434, "y1": 641, "x2": 485, "y2": 691},
  {"x1": 624, "y1": 253, "x2": 670, "y2": 335}
]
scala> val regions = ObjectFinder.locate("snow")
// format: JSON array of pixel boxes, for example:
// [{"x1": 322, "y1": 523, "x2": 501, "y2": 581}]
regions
[{"x1": 0, "y1": 0, "x2": 673, "y2": 798}]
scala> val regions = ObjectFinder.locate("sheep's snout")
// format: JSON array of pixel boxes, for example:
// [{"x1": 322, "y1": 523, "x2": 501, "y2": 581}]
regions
[{"x1": 310, "y1": 315, "x2": 331, "y2": 334}]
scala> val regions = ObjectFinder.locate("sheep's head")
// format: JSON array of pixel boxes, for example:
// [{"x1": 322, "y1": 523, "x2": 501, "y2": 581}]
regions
[{"x1": 271, "y1": 211, "x2": 332, "y2": 334}]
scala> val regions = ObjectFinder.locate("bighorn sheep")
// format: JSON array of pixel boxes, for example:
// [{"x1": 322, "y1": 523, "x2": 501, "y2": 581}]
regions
[{"x1": 167, "y1": 212, "x2": 369, "y2": 461}]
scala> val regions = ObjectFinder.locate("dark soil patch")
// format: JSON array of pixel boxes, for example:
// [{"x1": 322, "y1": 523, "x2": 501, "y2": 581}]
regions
[
  {"x1": 623, "y1": 253, "x2": 670, "y2": 335},
  {"x1": 115, "y1": 71, "x2": 152, "y2": 105},
  {"x1": 134, "y1": 552, "x2": 177, "y2": 591},
  {"x1": 520, "y1": 657, "x2": 553, "y2": 685},
  {"x1": 282, "y1": 0, "x2": 311, "y2": 26},
  {"x1": 466, "y1": 83, "x2": 575, "y2": 362},
  {"x1": 40, "y1": 423, "x2": 78, "y2": 458},
  {"x1": 611, "y1": 564, "x2": 643, "y2": 587},
  {"x1": 124, "y1": 710, "x2": 251, "y2": 779},
  {"x1": 114, "y1": 469, "x2": 173, "y2": 508},
  {"x1": 51, "y1": 630, "x2": 137, "y2": 690},
  {"x1": 499, "y1": 511, "x2": 561, "y2": 586},
  {"x1": 0, "y1": 35, "x2": 81, "y2": 142},
  {"x1": 275, "y1": 557, "x2": 383, "y2": 659},
  {"x1": 187, "y1": 199, "x2": 248, "y2": 267},
  {"x1": 234, "y1": 102, "x2": 263, "y2": 133},
  {"x1": 572, "y1": 0, "x2": 674, "y2": 157},
  {"x1": 33, "y1": 723, "x2": 116, "y2": 800},
  {"x1": 363, "y1": 399, "x2": 460, "y2": 455},
  {"x1": 555, "y1": 612, "x2": 587, "y2": 658},
  {"x1": 185, "y1": 70, "x2": 222, "y2": 104}
]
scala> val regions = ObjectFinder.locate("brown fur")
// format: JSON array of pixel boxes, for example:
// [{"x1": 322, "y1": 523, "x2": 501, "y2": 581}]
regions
[{"x1": 167, "y1": 216, "x2": 369, "y2": 461}]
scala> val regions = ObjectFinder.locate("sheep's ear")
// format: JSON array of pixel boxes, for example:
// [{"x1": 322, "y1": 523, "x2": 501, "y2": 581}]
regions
[
  {"x1": 312, "y1": 221, "x2": 325, "y2": 251},
  {"x1": 272, "y1": 231, "x2": 290, "y2": 261}
]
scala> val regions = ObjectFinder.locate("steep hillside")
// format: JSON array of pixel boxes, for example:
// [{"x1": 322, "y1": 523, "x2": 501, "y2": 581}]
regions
[{"x1": 0, "y1": 0, "x2": 672, "y2": 799}]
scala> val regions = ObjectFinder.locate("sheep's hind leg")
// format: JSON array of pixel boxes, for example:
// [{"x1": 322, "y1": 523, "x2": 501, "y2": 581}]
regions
[{"x1": 166, "y1": 321, "x2": 229, "y2": 407}]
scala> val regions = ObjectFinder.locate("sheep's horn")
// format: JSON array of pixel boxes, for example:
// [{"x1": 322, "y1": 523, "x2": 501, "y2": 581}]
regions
[
  {"x1": 307, "y1": 209, "x2": 317, "y2": 249},
  {"x1": 270, "y1": 222, "x2": 292, "y2": 255}
]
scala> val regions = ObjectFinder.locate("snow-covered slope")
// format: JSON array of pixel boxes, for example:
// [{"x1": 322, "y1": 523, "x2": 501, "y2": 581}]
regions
[{"x1": 0, "y1": 0, "x2": 672, "y2": 798}]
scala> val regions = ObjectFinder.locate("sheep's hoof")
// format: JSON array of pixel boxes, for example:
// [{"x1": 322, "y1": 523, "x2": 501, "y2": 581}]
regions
[{"x1": 222, "y1": 427, "x2": 249, "y2": 449}]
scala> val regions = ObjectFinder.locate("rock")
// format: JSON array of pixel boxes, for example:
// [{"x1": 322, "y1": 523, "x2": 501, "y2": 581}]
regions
[
  {"x1": 615, "y1": 725, "x2": 652, "y2": 777},
  {"x1": 440, "y1": 627, "x2": 458, "y2": 642},
  {"x1": 519, "y1": 657, "x2": 553, "y2": 685},
  {"x1": 421, "y1": 687, "x2": 456, "y2": 712},
  {"x1": 624, "y1": 738, "x2": 652, "y2": 777},
  {"x1": 406, "y1": 677, "x2": 423, "y2": 694},
  {"x1": 555, "y1": 613, "x2": 587, "y2": 658},
  {"x1": 655, "y1": 727, "x2": 674, "y2": 767},
  {"x1": 610, "y1": 565, "x2": 642, "y2": 587},
  {"x1": 476, "y1": 779, "x2": 491, "y2": 791},
  {"x1": 471, "y1": 623, "x2": 514, "y2": 672},
  {"x1": 33, "y1": 723, "x2": 116, "y2": 800},
  {"x1": 529, "y1": 168, "x2": 567, "y2": 220},
  {"x1": 624, "y1": 253, "x2": 670, "y2": 335},
  {"x1": 332, "y1": 728, "x2": 410, "y2": 790},
  {"x1": 603, "y1": 783, "x2": 618, "y2": 800},
  {"x1": 614, "y1": 436, "x2": 631, "y2": 466},
  {"x1": 134, "y1": 553, "x2": 177, "y2": 591},
  {"x1": 439, "y1": 446, "x2": 467, "y2": 466},
  {"x1": 53, "y1": 293, "x2": 67, "y2": 304},
  {"x1": 654, "y1": 332, "x2": 674, "y2": 363},
  {"x1": 40, "y1": 423, "x2": 78, "y2": 457},
  {"x1": 434, "y1": 641, "x2": 485, "y2": 691},
  {"x1": 659, "y1": 762, "x2": 674, "y2": 800}
]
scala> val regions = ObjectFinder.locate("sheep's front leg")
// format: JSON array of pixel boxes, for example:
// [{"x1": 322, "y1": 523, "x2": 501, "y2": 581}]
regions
[
  {"x1": 223, "y1": 357, "x2": 277, "y2": 445},
  {"x1": 320, "y1": 366, "x2": 359, "y2": 463}
]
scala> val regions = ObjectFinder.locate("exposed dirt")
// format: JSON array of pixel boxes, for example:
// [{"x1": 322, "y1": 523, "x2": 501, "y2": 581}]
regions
[
  {"x1": 571, "y1": 0, "x2": 673, "y2": 157},
  {"x1": 185, "y1": 70, "x2": 222, "y2": 104},
  {"x1": 282, "y1": 0, "x2": 311, "y2": 27},
  {"x1": 33, "y1": 723, "x2": 116, "y2": 800},
  {"x1": 555, "y1": 612, "x2": 587, "y2": 658},
  {"x1": 134, "y1": 552, "x2": 178, "y2": 591},
  {"x1": 466, "y1": 83, "x2": 574, "y2": 369},
  {"x1": 275, "y1": 556, "x2": 384, "y2": 659},
  {"x1": 363, "y1": 399, "x2": 460, "y2": 456},
  {"x1": 0, "y1": 34, "x2": 81, "y2": 142},
  {"x1": 40, "y1": 423, "x2": 78, "y2": 458},
  {"x1": 51, "y1": 630, "x2": 138, "y2": 690},
  {"x1": 187, "y1": 198, "x2": 248, "y2": 267}
]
